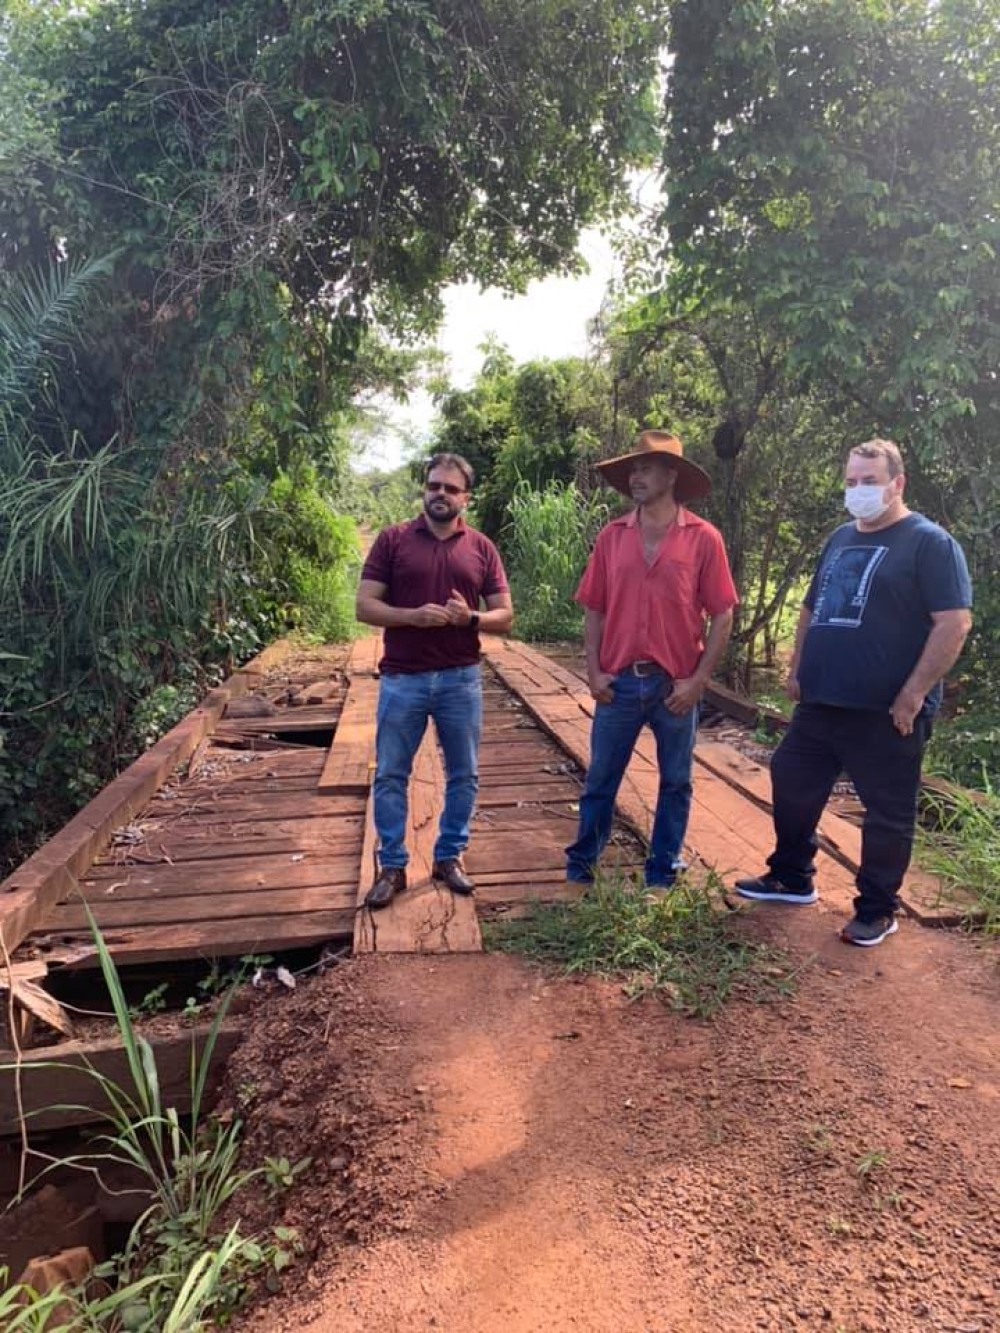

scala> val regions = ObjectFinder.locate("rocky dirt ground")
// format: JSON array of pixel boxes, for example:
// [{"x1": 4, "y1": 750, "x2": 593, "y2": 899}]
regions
[{"x1": 220, "y1": 897, "x2": 1000, "y2": 1333}]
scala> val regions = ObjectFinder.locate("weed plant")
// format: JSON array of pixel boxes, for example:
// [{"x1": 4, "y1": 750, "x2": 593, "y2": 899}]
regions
[
  {"x1": 484, "y1": 871, "x2": 793, "y2": 1017},
  {"x1": 916, "y1": 785, "x2": 1000, "y2": 933},
  {"x1": 503, "y1": 479, "x2": 609, "y2": 642},
  {"x1": 0, "y1": 914, "x2": 306, "y2": 1328}
]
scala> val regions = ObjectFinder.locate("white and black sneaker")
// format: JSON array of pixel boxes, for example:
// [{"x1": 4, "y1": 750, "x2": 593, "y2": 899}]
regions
[
  {"x1": 734, "y1": 874, "x2": 818, "y2": 905},
  {"x1": 841, "y1": 915, "x2": 898, "y2": 947}
]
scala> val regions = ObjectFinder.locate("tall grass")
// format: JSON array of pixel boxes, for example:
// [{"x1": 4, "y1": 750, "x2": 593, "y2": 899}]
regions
[
  {"x1": 1, "y1": 913, "x2": 304, "y2": 1328},
  {"x1": 503, "y1": 479, "x2": 609, "y2": 641},
  {"x1": 917, "y1": 785, "x2": 1000, "y2": 934}
]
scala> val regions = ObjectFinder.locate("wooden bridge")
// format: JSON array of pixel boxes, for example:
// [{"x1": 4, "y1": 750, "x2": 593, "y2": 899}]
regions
[{"x1": 0, "y1": 635, "x2": 965, "y2": 1137}]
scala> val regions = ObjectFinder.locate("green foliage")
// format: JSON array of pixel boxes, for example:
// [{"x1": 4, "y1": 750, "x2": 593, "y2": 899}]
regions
[
  {"x1": 660, "y1": 0, "x2": 1000, "y2": 677},
  {"x1": 926, "y1": 708, "x2": 1000, "y2": 792},
  {"x1": 264, "y1": 471, "x2": 362, "y2": 642},
  {"x1": 0, "y1": 914, "x2": 308, "y2": 1328},
  {"x1": 917, "y1": 784, "x2": 1000, "y2": 934},
  {"x1": 504, "y1": 480, "x2": 609, "y2": 642},
  {"x1": 485, "y1": 870, "x2": 795, "y2": 1017},
  {"x1": 434, "y1": 351, "x2": 612, "y2": 539}
]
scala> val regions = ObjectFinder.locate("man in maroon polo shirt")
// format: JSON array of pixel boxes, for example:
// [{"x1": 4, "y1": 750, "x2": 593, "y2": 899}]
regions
[
  {"x1": 356, "y1": 453, "x2": 513, "y2": 908},
  {"x1": 566, "y1": 430, "x2": 738, "y2": 889}
]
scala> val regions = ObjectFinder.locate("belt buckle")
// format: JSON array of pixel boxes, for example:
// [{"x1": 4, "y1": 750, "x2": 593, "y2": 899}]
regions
[{"x1": 632, "y1": 660, "x2": 657, "y2": 677}]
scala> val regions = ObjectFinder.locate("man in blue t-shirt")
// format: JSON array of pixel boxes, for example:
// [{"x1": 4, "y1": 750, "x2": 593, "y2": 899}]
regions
[{"x1": 735, "y1": 440, "x2": 973, "y2": 946}]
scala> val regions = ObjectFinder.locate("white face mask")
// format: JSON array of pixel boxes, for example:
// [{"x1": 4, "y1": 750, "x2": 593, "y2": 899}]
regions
[{"x1": 844, "y1": 483, "x2": 891, "y2": 522}]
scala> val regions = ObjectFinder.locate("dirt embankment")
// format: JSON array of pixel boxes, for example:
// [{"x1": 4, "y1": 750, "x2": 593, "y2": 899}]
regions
[{"x1": 223, "y1": 901, "x2": 1000, "y2": 1333}]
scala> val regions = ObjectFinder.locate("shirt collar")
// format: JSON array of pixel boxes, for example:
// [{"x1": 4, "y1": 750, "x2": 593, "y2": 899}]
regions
[
  {"x1": 413, "y1": 512, "x2": 468, "y2": 538},
  {"x1": 620, "y1": 506, "x2": 689, "y2": 528}
]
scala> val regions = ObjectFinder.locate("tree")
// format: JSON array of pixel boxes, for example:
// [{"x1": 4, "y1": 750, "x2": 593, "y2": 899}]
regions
[{"x1": 658, "y1": 0, "x2": 1000, "y2": 688}]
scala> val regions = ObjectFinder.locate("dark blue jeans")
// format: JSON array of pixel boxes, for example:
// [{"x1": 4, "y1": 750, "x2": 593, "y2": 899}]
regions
[
  {"x1": 373, "y1": 665, "x2": 483, "y2": 869},
  {"x1": 768, "y1": 702, "x2": 930, "y2": 920},
  {"x1": 566, "y1": 668, "x2": 698, "y2": 886}
]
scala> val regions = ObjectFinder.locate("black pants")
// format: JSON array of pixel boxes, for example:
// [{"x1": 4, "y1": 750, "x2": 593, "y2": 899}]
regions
[{"x1": 767, "y1": 703, "x2": 930, "y2": 921}]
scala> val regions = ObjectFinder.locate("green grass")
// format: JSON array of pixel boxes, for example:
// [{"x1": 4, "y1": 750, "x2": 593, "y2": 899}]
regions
[
  {"x1": 483, "y1": 871, "x2": 796, "y2": 1018},
  {"x1": 916, "y1": 784, "x2": 1000, "y2": 934},
  {"x1": 1, "y1": 910, "x2": 306, "y2": 1329}
]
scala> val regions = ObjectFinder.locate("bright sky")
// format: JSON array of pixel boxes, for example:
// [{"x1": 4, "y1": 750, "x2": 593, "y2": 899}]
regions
[{"x1": 355, "y1": 217, "x2": 638, "y2": 473}]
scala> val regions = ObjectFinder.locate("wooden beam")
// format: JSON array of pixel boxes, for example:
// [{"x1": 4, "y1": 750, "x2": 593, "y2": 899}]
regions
[
  {"x1": 318, "y1": 640, "x2": 380, "y2": 795},
  {"x1": 0, "y1": 1024, "x2": 242, "y2": 1136}
]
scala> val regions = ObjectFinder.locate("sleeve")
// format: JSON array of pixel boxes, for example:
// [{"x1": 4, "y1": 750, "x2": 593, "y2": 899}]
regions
[
  {"x1": 482, "y1": 539, "x2": 510, "y2": 597},
  {"x1": 919, "y1": 528, "x2": 973, "y2": 612},
  {"x1": 697, "y1": 526, "x2": 740, "y2": 616},
  {"x1": 360, "y1": 527, "x2": 395, "y2": 584},
  {"x1": 573, "y1": 532, "x2": 608, "y2": 612}
]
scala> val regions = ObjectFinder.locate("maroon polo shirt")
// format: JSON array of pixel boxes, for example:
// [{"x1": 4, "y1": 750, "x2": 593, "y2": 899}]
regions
[{"x1": 361, "y1": 515, "x2": 510, "y2": 674}]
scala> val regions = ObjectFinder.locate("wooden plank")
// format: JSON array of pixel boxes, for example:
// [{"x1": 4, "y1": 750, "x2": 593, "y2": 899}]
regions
[
  {"x1": 318, "y1": 665, "x2": 379, "y2": 795},
  {"x1": 48, "y1": 883, "x2": 357, "y2": 931},
  {"x1": 354, "y1": 730, "x2": 482, "y2": 954},
  {"x1": 212, "y1": 708, "x2": 341, "y2": 738},
  {"x1": 289, "y1": 678, "x2": 341, "y2": 707},
  {"x1": 88, "y1": 816, "x2": 363, "y2": 867},
  {"x1": 141, "y1": 793, "x2": 362, "y2": 825},
  {"x1": 81, "y1": 853, "x2": 360, "y2": 898},
  {"x1": 0, "y1": 1024, "x2": 242, "y2": 1136},
  {"x1": 36, "y1": 910, "x2": 355, "y2": 971}
]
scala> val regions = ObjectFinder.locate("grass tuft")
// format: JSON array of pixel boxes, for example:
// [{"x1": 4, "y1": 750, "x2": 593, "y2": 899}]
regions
[
  {"x1": 484, "y1": 871, "x2": 796, "y2": 1018},
  {"x1": 917, "y1": 784, "x2": 1000, "y2": 934}
]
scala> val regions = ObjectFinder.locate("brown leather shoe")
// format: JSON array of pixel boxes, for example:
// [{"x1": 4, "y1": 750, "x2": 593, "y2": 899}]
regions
[
  {"x1": 432, "y1": 858, "x2": 475, "y2": 895},
  {"x1": 365, "y1": 866, "x2": 406, "y2": 910}
]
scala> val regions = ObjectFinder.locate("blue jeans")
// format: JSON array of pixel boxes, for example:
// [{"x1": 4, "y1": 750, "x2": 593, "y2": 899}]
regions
[
  {"x1": 566, "y1": 669, "x2": 698, "y2": 886},
  {"x1": 373, "y1": 665, "x2": 483, "y2": 869}
]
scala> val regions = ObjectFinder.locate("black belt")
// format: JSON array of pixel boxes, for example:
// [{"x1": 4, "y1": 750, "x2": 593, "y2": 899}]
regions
[{"x1": 628, "y1": 660, "x2": 662, "y2": 677}]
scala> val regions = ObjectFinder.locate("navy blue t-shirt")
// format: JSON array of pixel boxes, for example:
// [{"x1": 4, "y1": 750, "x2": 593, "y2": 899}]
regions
[{"x1": 798, "y1": 513, "x2": 972, "y2": 714}]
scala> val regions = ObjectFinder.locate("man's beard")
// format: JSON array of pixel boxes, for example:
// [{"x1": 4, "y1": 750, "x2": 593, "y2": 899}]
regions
[{"x1": 424, "y1": 495, "x2": 460, "y2": 522}]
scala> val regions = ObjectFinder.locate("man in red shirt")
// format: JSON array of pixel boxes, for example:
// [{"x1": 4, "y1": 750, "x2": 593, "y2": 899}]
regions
[
  {"x1": 356, "y1": 453, "x2": 513, "y2": 908},
  {"x1": 566, "y1": 431, "x2": 738, "y2": 888}
]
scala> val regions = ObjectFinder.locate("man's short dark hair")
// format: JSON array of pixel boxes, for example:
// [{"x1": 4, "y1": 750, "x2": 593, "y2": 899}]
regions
[{"x1": 425, "y1": 452, "x2": 475, "y2": 491}]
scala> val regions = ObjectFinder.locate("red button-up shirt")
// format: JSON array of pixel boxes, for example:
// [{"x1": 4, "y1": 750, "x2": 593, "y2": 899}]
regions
[{"x1": 575, "y1": 508, "x2": 738, "y2": 677}]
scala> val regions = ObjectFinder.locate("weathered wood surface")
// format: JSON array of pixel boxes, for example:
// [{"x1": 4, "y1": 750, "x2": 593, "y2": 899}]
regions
[
  {"x1": 484, "y1": 639, "x2": 970, "y2": 922},
  {"x1": 354, "y1": 727, "x2": 482, "y2": 955},
  {"x1": 0, "y1": 1024, "x2": 242, "y2": 1135},
  {"x1": 0, "y1": 640, "x2": 297, "y2": 959},
  {"x1": 481, "y1": 639, "x2": 859, "y2": 909},
  {"x1": 318, "y1": 638, "x2": 381, "y2": 795}
]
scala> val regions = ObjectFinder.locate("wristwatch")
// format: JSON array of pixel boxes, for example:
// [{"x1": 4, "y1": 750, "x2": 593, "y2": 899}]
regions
[{"x1": 469, "y1": 612, "x2": 481, "y2": 630}]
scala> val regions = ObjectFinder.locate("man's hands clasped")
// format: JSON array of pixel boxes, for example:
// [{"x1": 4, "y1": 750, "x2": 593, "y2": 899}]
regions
[{"x1": 409, "y1": 588, "x2": 475, "y2": 629}]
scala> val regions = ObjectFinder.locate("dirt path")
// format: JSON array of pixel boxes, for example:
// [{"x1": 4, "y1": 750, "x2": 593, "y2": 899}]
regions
[{"x1": 225, "y1": 898, "x2": 1000, "y2": 1333}]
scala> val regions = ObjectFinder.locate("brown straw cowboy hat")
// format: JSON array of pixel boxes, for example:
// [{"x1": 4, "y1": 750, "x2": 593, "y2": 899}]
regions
[{"x1": 595, "y1": 430, "x2": 712, "y2": 504}]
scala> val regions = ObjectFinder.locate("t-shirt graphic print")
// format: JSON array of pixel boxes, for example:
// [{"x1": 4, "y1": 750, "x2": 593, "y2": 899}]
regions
[{"x1": 811, "y1": 546, "x2": 888, "y2": 628}]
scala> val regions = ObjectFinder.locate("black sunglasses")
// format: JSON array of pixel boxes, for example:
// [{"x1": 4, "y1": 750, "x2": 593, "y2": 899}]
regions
[{"x1": 425, "y1": 480, "x2": 465, "y2": 495}]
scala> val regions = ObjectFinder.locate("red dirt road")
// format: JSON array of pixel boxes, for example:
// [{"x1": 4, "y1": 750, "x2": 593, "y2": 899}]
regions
[{"x1": 225, "y1": 898, "x2": 1000, "y2": 1333}]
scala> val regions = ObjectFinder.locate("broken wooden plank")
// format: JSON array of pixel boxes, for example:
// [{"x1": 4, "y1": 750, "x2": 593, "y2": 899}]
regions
[
  {"x1": 35, "y1": 909, "x2": 355, "y2": 971},
  {"x1": 0, "y1": 642, "x2": 296, "y2": 958},
  {"x1": 0, "y1": 1024, "x2": 242, "y2": 1136}
]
